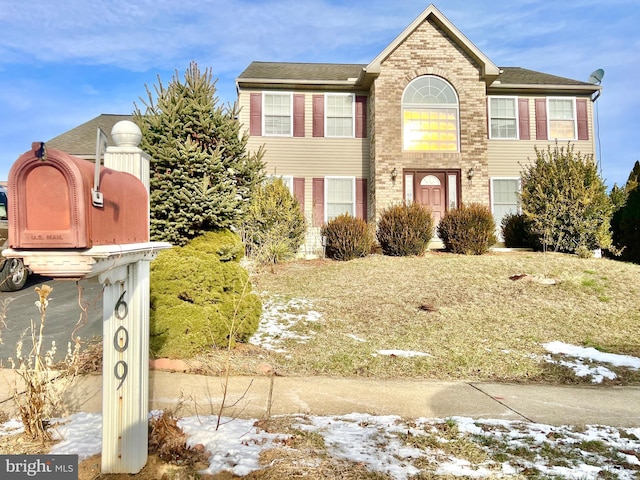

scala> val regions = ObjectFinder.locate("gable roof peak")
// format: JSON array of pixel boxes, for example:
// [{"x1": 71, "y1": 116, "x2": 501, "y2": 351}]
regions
[{"x1": 366, "y1": 4, "x2": 500, "y2": 79}]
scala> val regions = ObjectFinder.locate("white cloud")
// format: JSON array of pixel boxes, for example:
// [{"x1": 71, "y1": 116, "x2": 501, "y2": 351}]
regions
[{"x1": 1, "y1": 0, "x2": 639, "y2": 184}]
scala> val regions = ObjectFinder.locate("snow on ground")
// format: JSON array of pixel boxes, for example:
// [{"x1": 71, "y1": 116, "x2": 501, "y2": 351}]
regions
[
  {"x1": 3, "y1": 296, "x2": 640, "y2": 478},
  {"x1": 374, "y1": 349, "x2": 432, "y2": 358},
  {"x1": 249, "y1": 294, "x2": 322, "y2": 354},
  {"x1": 4, "y1": 412, "x2": 639, "y2": 479},
  {"x1": 543, "y1": 341, "x2": 640, "y2": 383}
]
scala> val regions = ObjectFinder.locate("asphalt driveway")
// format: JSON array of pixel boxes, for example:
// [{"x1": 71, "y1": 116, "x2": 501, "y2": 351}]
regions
[{"x1": 0, "y1": 275, "x2": 103, "y2": 365}]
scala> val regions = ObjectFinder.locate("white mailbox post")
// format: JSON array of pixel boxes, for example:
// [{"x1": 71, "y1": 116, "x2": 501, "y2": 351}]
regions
[{"x1": 3, "y1": 121, "x2": 170, "y2": 474}]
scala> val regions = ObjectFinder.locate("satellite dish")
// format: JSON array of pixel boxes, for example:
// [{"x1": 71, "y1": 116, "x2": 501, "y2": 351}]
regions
[{"x1": 588, "y1": 68, "x2": 605, "y2": 85}]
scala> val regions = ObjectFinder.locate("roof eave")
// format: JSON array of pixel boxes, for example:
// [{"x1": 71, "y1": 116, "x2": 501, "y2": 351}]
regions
[
  {"x1": 236, "y1": 77, "x2": 370, "y2": 92},
  {"x1": 488, "y1": 83, "x2": 602, "y2": 95},
  {"x1": 238, "y1": 77, "x2": 358, "y2": 85}
]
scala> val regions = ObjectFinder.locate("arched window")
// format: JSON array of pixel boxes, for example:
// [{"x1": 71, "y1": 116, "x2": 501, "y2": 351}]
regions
[
  {"x1": 402, "y1": 76, "x2": 459, "y2": 151},
  {"x1": 420, "y1": 175, "x2": 441, "y2": 186}
]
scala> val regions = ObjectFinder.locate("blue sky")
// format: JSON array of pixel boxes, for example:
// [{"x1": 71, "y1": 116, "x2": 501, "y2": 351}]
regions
[{"x1": 1, "y1": 0, "x2": 638, "y2": 187}]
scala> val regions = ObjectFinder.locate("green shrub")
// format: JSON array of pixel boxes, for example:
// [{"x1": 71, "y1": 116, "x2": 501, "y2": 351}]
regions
[
  {"x1": 241, "y1": 177, "x2": 306, "y2": 264},
  {"x1": 377, "y1": 202, "x2": 434, "y2": 256},
  {"x1": 520, "y1": 143, "x2": 612, "y2": 253},
  {"x1": 437, "y1": 203, "x2": 497, "y2": 255},
  {"x1": 150, "y1": 230, "x2": 262, "y2": 358},
  {"x1": 501, "y1": 212, "x2": 541, "y2": 249},
  {"x1": 322, "y1": 214, "x2": 374, "y2": 261}
]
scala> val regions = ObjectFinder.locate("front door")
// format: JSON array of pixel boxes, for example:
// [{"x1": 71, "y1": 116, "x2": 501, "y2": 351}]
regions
[
  {"x1": 403, "y1": 169, "x2": 460, "y2": 234},
  {"x1": 416, "y1": 172, "x2": 446, "y2": 223}
]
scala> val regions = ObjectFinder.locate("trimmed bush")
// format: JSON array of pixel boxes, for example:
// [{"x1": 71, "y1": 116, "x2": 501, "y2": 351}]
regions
[
  {"x1": 322, "y1": 214, "x2": 374, "y2": 261},
  {"x1": 377, "y1": 202, "x2": 434, "y2": 256},
  {"x1": 501, "y1": 212, "x2": 540, "y2": 249},
  {"x1": 150, "y1": 230, "x2": 262, "y2": 358},
  {"x1": 437, "y1": 203, "x2": 497, "y2": 255},
  {"x1": 241, "y1": 177, "x2": 306, "y2": 264}
]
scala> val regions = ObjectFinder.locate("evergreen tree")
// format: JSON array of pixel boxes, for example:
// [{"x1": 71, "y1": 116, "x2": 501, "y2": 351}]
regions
[
  {"x1": 609, "y1": 184, "x2": 627, "y2": 212},
  {"x1": 625, "y1": 160, "x2": 640, "y2": 192},
  {"x1": 520, "y1": 143, "x2": 612, "y2": 253},
  {"x1": 241, "y1": 177, "x2": 307, "y2": 264},
  {"x1": 611, "y1": 161, "x2": 640, "y2": 261},
  {"x1": 133, "y1": 62, "x2": 265, "y2": 245}
]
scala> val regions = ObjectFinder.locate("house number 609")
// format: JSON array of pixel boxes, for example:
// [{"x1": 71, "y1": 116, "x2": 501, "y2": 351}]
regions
[{"x1": 114, "y1": 290, "x2": 128, "y2": 390}]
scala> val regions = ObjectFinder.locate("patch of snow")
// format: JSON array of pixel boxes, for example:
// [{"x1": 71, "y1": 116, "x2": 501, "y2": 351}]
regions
[
  {"x1": 345, "y1": 333, "x2": 366, "y2": 342},
  {"x1": 543, "y1": 341, "x2": 640, "y2": 369},
  {"x1": 295, "y1": 413, "x2": 422, "y2": 480},
  {"x1": 542, "y1": 341, "x2": 640, "y2": 383},
  {"x1": 0, "y1": 418, "x2": 24, "y2": 436},
  {"x1": 179, "y1": 415, "x2": 287, "y2": 477},
  {"x1": 374, "y1": 349, "x2": 432, "y2": 358},
  {"x1": 250, "y1": 295, "x2": 322, "y2": 353},
  {"x1": 49, "y1": 412, "x2": 102, "y2": 460}
]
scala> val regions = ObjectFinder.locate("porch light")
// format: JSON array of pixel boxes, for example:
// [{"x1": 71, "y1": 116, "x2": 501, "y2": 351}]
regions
[
  {"x1": 467, "y1": 167, "x2": 475, "y2": 180},
  {"x1": 391, "y1": 167, "x2": 398, "y2": 181}
]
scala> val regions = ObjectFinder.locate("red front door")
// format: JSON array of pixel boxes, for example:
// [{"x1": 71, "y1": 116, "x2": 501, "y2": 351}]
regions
[{"x1": 415, "y1": 172, "x2": 446, "y2": 223}]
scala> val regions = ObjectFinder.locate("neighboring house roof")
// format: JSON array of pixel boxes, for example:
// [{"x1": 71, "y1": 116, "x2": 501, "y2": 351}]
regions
[{"x1": 46, "y1": 114, "x2": 132, "y2": 158}]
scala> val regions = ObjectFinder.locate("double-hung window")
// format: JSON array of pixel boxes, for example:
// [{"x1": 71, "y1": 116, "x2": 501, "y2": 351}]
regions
[
  {"x1": 489, "y1": 97, "x2": 518, "y2": 139},
  {"x1": 326, "y1": 94, "x2": 354, "y2": 137},
  {"x1": 548, "y1": 98, "x2": 576, "y2": 140},
  {"x1": 264, "y1": 93, "x2": 292, "y2": 136},
  {"x1": 491, "y1": 178, "x2": 520, "y2": 239},
  {"x1": 402, "y1": 76, "x2": 459, "y2": 151},
  {"x1": 325, "y1": 177, "x2": 355, "y2": 222}
]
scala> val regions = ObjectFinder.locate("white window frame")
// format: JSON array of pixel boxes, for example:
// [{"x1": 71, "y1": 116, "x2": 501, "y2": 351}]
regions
[
  {"x1": 488, "y1": 96, "x2": 519, "y2": 140},
  {"x1": 266, "y1": 174, "x2": 294, "y2": 195},
  {"x1": 547, "y1": 97, "x2": 577, "y2": 140},
  {"x1": 490, "y1": 177, "x2": 521, "y2": 241},
  {"x1": 325, "y1": 93, "x2": 355, "y2": 138},
  {"x1": 325, "y1": 176, "x2": 356, "y2": 223},
  {"x1": 401, "y1": 76, "x2": 460, "y2": 152},
  {"x1": 263, "y1": 92, "x2": 293, "y2": 137}
]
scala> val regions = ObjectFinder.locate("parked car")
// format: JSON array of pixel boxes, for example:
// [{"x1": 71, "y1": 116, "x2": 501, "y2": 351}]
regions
[{"x1": 0, "y1": 185, "x2": 28, "y2": 291}]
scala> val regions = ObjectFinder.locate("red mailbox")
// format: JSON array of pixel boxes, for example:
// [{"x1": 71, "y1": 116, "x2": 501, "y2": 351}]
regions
[{"x1": 8, "y1": 143, "x2": 149, "y2": 249}]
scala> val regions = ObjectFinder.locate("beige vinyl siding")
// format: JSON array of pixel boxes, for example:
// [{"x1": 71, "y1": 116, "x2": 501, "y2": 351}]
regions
[
  {"x1": 238, "y1": 89, "x2": 370, "y2": 223},
  {"x1": 247, "y1": 137, "x2": 369, "y2": 177},
  {"x1": 487, "y1": 96, "x2": 596, "y2": 177}
]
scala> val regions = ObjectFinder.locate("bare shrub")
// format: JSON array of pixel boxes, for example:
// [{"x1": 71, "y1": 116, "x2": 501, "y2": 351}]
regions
[
  {"x1": 322, "y1": 214, "x2": 374, "y2": 261},
  {"x1": 11, "y1": 285, "x2": 82, "y2": 441}
]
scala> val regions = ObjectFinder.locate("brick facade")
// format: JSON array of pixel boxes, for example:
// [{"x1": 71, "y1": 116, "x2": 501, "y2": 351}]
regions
[{"x1": 370, "y1": 18, "x2": 489, "y2": 220}]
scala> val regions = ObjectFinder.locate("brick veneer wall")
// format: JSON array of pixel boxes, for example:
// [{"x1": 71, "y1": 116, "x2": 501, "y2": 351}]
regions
[{"x1": 370, "y1": 18, "x2": 489, "y2": 219}]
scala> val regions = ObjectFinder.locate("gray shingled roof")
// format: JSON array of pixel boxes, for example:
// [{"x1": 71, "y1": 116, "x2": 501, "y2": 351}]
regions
[
  {"x1": 238, "y1": 62, "x2": 592, "y2": 87},
  {"x1": 47, "y1": 114, "x2": 132, "y2": 157},
  {"x1": 497, "y1": 67, "x2": 592, "y2": 86},
  {"x1": 238, "y1": 62, "x2": 366, "y2": 82}
]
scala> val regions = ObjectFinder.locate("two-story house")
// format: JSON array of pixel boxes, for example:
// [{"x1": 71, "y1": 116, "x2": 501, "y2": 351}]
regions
[{"x1": 236, "y1": 4, "x2": 600, "y2": 253}]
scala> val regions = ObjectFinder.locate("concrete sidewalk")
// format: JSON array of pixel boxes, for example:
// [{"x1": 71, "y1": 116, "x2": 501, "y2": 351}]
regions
[{"x1": 1, "y1": 369, "x2": 639, "y2": 427}]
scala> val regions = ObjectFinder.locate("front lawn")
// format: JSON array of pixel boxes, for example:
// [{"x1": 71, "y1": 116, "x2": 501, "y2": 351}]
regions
[{"x1": 203, "y1": 251, "x2": 640, "y2": 384}]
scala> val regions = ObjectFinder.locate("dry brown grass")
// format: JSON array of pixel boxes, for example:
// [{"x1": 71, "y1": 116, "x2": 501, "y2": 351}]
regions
[{"x1": 236, "y1": 251, "x2": 640, "y2": 384}]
